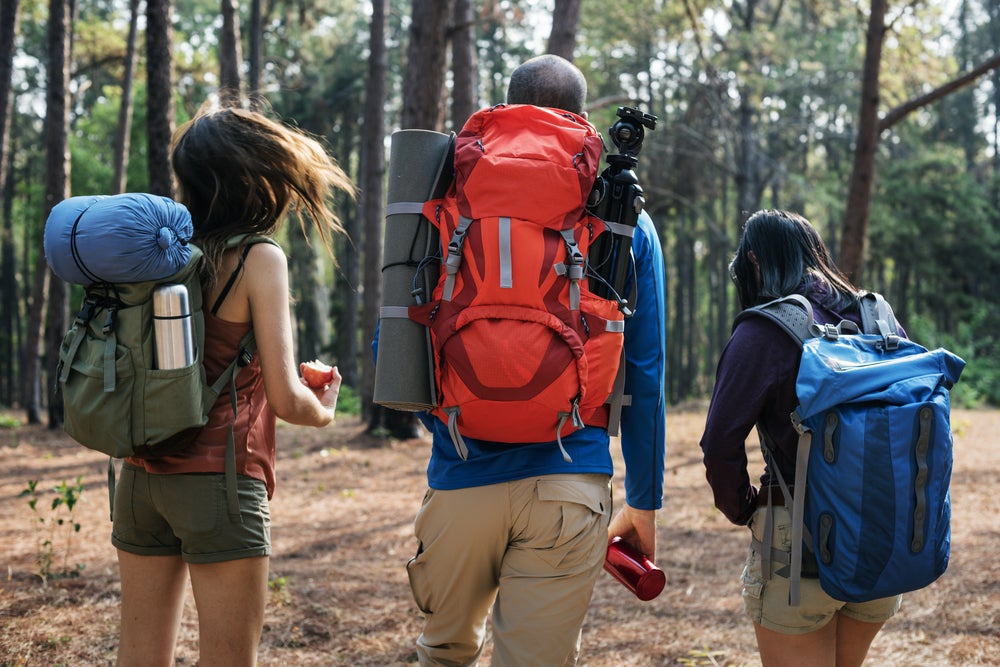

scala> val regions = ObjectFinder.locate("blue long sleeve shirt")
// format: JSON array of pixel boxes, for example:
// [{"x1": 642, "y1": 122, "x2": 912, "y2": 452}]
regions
[{"x1": 410, "y1": 211, "x2": 667, "y2": 511}]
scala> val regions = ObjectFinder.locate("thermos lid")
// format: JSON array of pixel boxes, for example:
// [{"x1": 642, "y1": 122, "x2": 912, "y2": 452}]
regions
[{"x1": 152, "y1": 284, "x2": 191, "y2": 318}]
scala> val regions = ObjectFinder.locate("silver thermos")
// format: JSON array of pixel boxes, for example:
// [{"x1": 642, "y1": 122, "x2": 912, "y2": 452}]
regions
[{"x1": 152, "y1": 284, "x2": 195, "y2": 369}]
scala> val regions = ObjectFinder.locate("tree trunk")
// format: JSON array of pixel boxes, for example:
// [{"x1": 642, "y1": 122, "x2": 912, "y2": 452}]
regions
[
  {"x1": 28, "y1": 0, "x2": 71, "y2": 425},
  {"x1": 450, "y1": 0, "x2": 476, "y2": 127},
  {"x1": 111, "y1": 0, "x2": 139, "y2": 194},
  {"x1": 219, "y1": 0, "x2": 243, "y2": 104},
  {"x1": 360, "y1": 0, "x2": 392, "y2": 431},
  {"x1": 837, "y1": 0, "x2": 886, "y2": 281},
  {"x1": 248, "y1": 0, "x2": 262, "y2": 109},
  {"x1": 288, "y1": 223, "x2": 328, "y2": 363},
  {"x1": 146, "y1": 0, "x2": 175, "y2": 197},
  {"x1": 401, "y1": 0, "x2": 450, "y2": 130},
  {"x1": 547, "y1": 0, "x2": 582, "y2": 61},
  {"x1": 0, "y1": 0, "x2": 19, "y2": 407}
]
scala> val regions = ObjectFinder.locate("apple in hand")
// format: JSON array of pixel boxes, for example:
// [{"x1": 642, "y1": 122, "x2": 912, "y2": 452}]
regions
[{"x1": 300, "y1": 360, "x2": 335, "y2": 389}]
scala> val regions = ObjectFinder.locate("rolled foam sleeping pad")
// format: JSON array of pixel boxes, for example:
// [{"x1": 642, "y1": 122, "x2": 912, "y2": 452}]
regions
[
  {"x1": 373, "y1": 129, "x2": 454, "y2": 412},
  {"x1": 44, "y1": 193, "x2": 194, "y2": 285}
]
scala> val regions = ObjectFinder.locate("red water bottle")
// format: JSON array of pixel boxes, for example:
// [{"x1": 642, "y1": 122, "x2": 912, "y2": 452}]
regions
[{"x1": 604, "y1": 536, "x2": 665, "y2": 601}]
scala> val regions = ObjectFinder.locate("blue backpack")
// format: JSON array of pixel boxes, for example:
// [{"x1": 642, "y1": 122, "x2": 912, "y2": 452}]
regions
[{"x1": 739, "y1": 293, "x2": 965, "y2": 604}]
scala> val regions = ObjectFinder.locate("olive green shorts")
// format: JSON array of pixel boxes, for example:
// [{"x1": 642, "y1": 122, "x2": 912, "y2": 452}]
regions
[
  {"x1": 111, "y1": 463, "x2": 271, "y2": 564},
  {"x1": 742, "y1": 505, "x2": 902, "y2": 634}
]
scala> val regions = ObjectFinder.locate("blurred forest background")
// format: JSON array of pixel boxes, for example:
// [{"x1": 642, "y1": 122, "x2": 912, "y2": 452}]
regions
[{"x1": 1, "y1": 0, "x2": 998, "y2": 436}]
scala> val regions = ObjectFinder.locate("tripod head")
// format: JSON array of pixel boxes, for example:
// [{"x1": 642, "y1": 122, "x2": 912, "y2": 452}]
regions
[{"x1": 586, "y1": 106, "x2": 658, "y2": 307}]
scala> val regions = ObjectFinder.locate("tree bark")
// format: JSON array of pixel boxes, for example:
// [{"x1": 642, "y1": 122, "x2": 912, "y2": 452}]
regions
[
  {"x1": 450, "y1": 0, "x2": 476, "y2": 127},
  {"x1": 837, "y1": 0, "x2": 886, "y2": 282},
  {"x1": 360, "y1": 0, "x2": 391, "y2": 430},
  {"x1": 146, "y1": 0, "x2": 175, "y2": 197},
  {"x1": 248, "y1": 0, "x2": 262, "y2": 109},
  {"x1": 219, "y1": 0, "x2": 243, "y2": 104},
  {"x1": 547, "y1": 0, "x2": 582, "y2": 61},
  {"x1": 401, "y1": 0, "x2": 450, "y2": 130},
  {"x1": 0, "y1": 0, "x2": 19, "y2": 408},
  {"x1": 30, "y1": 0, "x2": 71, "y2": 425},
  {"x1": 839, "y1": 0, "x2": 1000, "y2": 281},
  {"x1": 111, "y1": 0, "x2": 139, "y2": 194}
]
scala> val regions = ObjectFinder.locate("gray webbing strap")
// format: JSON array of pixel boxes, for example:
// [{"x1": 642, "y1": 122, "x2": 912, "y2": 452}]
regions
[
  {"x1": 444, "y1": 407, "x2": 468, "y2": 460},
  {"x1": 213, "y1": 329, "x2": 257, "y2": 524},
  {"x1": 759, "y1": 423, "x2": 814, "y2": 606},
  {"x1": 103, "y1": 329, "x2": 117, "y2": 392},
  {"x1": 380, "y1": 306, "x2": 411, "y2": 319},
  {"x1": 61, "y1": 326, "x2": 87, "y2": 384},
  {"x1": 385, "y1": 201, "x2": 425, "y2": 217},
  {"x1": 560, "y1": 229, "x2": 584, "y2": 310},
  {"x1": 787, "y1": 412, "x2": 815, "y2": 607},
  {"x1": 443, "y1": 217, "x2": 473, "y2": 301},
  {"x1": 554, "y1": 412, "x2": 574, "y2": 463},
  {"x1": 605, "y1": 350, "x2": 627, "y2": 436},
  {"x1": 603, "y1": 220, "x2": 636, "y2": 238}
]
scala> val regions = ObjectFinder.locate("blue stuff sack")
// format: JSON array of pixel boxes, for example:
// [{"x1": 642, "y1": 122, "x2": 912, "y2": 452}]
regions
[{"x1": 44, "y1": 193, "x2": 193, "y2": 285}]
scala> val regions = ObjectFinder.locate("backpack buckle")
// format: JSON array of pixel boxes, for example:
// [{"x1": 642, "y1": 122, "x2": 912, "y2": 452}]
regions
[
  {"x1": 238, "y1": 348, "x2": 255, "y2": 367},
  {"x1": 101, "y1": 306, "x2": 118, "y2": 335},
  {"x1": 75, "y1": 297, "x2": 97, "y2": 326},
  {"x1": 819, "y1": 323, "x2": 839, "y2": 340},
  {"x1": 879, "y1": 333, "x2": 900, "y2": 351}
]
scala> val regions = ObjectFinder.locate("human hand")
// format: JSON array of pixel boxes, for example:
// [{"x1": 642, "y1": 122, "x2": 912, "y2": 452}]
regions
[
  {"x1": 300, "y1": 359, "x2": 335, "y2": 389},
  {"x1": 607, "y1": 504, "x2": 657, "y2": 562}
]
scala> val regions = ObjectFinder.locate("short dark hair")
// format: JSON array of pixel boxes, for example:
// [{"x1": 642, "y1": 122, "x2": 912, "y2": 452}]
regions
[{"x1": 506, "y1": 54, "x2": 587, "y2": 114}]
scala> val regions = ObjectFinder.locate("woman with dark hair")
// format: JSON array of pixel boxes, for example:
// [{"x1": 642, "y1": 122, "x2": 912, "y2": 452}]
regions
[
  {"x1": 113, "y1": 102, "x2": 355, "y2": 667},
  {"x1": 700, "y1": 210, "x2": 901, "y2": 666}
]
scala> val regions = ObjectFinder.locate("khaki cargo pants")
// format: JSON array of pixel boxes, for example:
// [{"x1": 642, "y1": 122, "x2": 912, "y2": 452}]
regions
[{"x1": 407, "y1": 473, "x2": 612, "y2": 666}]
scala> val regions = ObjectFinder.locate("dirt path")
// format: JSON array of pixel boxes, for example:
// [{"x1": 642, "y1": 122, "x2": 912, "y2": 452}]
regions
[{"x1": 1, "y1": 408, "x2": 998, "y2": 666}]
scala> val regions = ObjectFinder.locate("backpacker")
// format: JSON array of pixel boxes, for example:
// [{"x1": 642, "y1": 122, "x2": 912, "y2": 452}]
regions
[
  {"x1": 737, "y1": 292, "x2": 965, "y2": 604},
  {"x1": 46, "y1": 194, "x2": 274, "y2": 468},
  {"x1": 408, "y1": 104, "x2": 628, "y2": 460}
]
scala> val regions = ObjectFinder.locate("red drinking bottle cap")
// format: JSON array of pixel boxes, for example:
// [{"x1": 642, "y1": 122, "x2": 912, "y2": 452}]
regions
[{"x1": 603, "y1": 536, "x2": 665, "y2": 601}]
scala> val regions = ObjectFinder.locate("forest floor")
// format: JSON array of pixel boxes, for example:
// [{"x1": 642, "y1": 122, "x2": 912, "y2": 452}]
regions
[{"x1": 1, "y1": 406, "x2": 998, "y2": 666}]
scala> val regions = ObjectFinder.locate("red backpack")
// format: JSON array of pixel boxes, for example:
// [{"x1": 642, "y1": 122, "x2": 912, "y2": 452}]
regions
[{"x1": 410, "y1": 104, "x2": 627, "y2": 459}]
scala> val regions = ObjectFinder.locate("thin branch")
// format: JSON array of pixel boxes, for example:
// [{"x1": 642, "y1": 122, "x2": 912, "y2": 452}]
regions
[{"x1": 880, "y1": 52, "x2": 1000, "y2": 132}]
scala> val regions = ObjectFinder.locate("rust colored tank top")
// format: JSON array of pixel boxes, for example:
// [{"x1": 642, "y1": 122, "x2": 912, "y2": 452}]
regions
[{"x1": 126, "y1": 311, "x2": 278, "y2": 498}]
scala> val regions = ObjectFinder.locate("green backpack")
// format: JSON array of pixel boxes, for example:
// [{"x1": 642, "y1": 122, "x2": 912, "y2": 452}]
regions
[{"x1": 57, "y1": 235, "x2": 276, "y2": 519}]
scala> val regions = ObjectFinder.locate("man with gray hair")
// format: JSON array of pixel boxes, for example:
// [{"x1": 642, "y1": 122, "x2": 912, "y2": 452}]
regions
[{"x1": 404, "y1": 53, "x2": 667, "y2": 666}]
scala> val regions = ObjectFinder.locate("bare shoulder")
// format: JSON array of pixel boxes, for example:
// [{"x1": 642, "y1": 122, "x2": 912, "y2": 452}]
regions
[{"x1": 242, "y1": 239, "x2": 287, "y2": 272}]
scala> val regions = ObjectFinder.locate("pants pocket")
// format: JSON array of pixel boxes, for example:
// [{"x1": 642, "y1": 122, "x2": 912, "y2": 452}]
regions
[{"x1": 406, "y1": 543, "x2": 433, "y2": 614}]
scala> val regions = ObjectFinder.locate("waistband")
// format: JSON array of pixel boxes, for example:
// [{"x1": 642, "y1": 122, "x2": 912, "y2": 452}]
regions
[{"x1": 756, "y1": 485, "x2": 793, "y2": 507}]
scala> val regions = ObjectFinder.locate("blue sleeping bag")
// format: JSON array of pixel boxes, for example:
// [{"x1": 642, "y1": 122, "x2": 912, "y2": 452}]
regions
[{"x1": 44, "y1": 193, "x2": 194, "y2": 285}]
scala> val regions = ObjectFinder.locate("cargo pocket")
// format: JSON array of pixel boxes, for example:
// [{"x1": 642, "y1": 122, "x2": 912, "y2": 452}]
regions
[
  {"x1": 741, "y1": 542, "x2": 765, "y2": 622},
  {"x1": 533, "y1": 477, "x2": 610, "y2": 570},
  {"x1": 406, "y1": 544, "x2": 433, "y2": 614}
]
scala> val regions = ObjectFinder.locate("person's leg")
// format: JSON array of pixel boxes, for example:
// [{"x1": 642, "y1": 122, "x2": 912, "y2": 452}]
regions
[
  {"x1": 490, "y1": 474, "x2": 611, "y2": 667},
  {"x1": 833, "y1": 614, "x2": 886, "y2": 667},
  {"x1": 116, "y1": 551, "x2": 188, "y2": 667},
  {"x1": 407, "y1": 485, "x2": 509, "y2": 666},
  {"x1": 754, "y1": 619, "x2": 837, "y2": 667},
  {"x1": 187, "y1": 555, "x2": 270, "y2": 667}
]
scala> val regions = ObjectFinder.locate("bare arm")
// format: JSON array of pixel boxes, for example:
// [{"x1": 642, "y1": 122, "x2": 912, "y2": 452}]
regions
[{"x1": 242, "y1": 243, "x2": 339, "y2": 427}]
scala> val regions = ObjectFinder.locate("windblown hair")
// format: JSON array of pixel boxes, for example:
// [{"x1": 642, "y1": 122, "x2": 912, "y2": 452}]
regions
[
  {"x1": 729, "y1": 209, "x2": 860, "y2": 312},
  {"x1": 506, "y1": 54, "x2": 588, "y2": 115},
  {"x1": 170, "y1": 102, "x2": 356, "y2": 287}
]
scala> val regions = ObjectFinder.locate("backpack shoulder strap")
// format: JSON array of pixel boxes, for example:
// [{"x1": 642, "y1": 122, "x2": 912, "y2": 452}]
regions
[
  {"x1": 858, "y1": 292, "x2": 901, "y2": 350},
  {"x1": 209, "y1": 235, "x2": 281, "y2": 315},
  {"x1": 733, "y1": 293, "x2": 819, "y2": 346}
]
